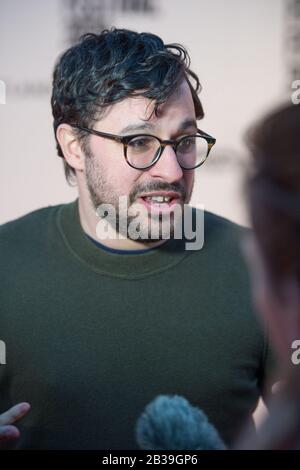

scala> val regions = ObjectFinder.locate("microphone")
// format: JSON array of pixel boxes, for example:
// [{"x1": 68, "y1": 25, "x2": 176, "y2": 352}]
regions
[{"x1": 136, "y1": 395, "x2": 226, "y2": 450}]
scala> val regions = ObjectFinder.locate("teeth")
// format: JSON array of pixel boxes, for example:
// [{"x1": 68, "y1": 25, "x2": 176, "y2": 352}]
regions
[{"x1": 146, "y1": 196, "x2": 171, "y2": 203}]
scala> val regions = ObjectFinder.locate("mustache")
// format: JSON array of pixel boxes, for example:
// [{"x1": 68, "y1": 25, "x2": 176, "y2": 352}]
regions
[{"x1": 129, "y1": 181, "x2": 186, "y2": 204}]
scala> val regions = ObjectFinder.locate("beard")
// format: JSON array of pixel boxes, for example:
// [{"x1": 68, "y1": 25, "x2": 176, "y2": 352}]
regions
[{"x1": 84, "y1": 148, "x2": 194, "y2": 243}]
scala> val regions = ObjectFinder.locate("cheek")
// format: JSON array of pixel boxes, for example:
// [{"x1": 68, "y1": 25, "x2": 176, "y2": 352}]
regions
[
  {"x1": 91, "y1": 140, "x2": 139, "y2": 192},
  {"x1": 109, "y1": 163, "x2": 142, "y2": 196},
  {"x1": 183, "y1": 170, "x2": 194, "y2": 190}
]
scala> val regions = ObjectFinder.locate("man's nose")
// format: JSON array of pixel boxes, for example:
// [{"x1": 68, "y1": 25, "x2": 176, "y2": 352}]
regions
[{"x1": 148, "y1": 145, "x2": 183, "y2": 183}]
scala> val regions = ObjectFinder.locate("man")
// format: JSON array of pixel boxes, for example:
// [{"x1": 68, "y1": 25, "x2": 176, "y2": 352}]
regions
[{"x1": 0, "y1": 28, "x2": 273, "y2": 449}]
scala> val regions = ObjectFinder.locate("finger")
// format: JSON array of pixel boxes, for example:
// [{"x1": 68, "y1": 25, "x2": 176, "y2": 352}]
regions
[
  {"x1": 0, "y1": 402, "x2": 31, "y2": 426},
  {"x1": 0, "y1": 425, "x2": 20, "y2": 441}
]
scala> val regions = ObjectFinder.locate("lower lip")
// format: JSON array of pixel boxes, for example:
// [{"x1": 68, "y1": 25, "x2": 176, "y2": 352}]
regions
[{"x1": 136, "y1": 197, "x2": 181, "y2": 214}]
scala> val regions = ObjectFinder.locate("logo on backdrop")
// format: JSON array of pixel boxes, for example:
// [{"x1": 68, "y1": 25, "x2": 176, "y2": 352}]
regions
[
  {"x1": 63, "y1": 0, "x2": 157, "y2": 45},
  {"x1": 2, "y1": 0, "x2": 157, "y2": 100},
  {"x1": 285, "y1": 0, "x2": 300, "y2": 92}
]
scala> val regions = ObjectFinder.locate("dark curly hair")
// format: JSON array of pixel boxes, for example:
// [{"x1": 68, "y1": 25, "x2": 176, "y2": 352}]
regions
[{"x1": 51, "y1": 28, "x2": 204, "y2": 183}]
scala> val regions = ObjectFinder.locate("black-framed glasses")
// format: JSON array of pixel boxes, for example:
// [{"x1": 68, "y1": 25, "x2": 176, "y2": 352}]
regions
[{"x1": 73, "y1": 125, "x2": 216, "y2": 170}]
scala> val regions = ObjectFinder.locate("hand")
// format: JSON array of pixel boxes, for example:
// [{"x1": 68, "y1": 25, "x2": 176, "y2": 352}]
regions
[{"x1": 0, "y1": 403, "x2": 31, "y2": 441}]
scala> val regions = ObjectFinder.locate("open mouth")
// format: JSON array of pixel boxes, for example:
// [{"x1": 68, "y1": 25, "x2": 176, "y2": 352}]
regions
[{"x1": 136, "y1": 192, "x2": 182, "y2": 213}]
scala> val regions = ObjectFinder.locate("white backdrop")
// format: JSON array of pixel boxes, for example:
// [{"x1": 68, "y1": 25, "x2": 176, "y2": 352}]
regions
[{"x1": 0, "y1": 0, "x2": 287, "y2": 226}]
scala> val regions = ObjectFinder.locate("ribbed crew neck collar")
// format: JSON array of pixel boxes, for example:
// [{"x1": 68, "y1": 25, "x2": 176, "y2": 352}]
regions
[{"x1": 57, "y1": 199, "x2": 189, "y2": 279}]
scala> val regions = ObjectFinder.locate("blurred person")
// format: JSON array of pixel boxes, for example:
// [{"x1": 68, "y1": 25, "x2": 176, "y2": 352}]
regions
[
  {"x1": 0, "y1": 28, "x2": 274, "y2": 449},
  {"x1": 238, "y1": 103, "x2": 300, "y2": 449}
]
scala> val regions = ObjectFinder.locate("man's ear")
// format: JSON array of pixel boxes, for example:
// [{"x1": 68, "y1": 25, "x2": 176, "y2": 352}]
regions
[{"x1": 56, "y1": 124, "x2": 85, "y2": 172}]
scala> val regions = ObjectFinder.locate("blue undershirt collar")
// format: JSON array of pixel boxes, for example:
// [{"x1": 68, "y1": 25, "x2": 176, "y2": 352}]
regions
[{"x1": 85, "y1": 233, "x2": 161, "y2": 255}]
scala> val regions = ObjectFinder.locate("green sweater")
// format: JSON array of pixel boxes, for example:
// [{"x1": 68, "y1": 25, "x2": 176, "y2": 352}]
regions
[{"x1": 0, "y1": 200, "x2": 272, "y2": 449}]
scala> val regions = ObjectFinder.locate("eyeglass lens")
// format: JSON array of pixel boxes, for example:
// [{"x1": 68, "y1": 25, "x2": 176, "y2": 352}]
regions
[{"x1": 126, "y1": 135, "x2": 209, "y2": 169}]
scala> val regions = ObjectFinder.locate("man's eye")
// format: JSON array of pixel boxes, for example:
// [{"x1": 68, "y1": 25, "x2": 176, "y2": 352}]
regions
[
  {"x1": 131, "y1": 139, "x2": 148, "y2": 148},
  {"x1": 128, "y1": 137, "x2": 154, "y2": 151},
  {"x1": 178, "y1": 137, "x2": 196, "y2": 152}
]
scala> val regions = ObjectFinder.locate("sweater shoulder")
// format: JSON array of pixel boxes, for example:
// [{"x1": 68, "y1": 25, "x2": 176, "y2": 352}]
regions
[
  {"x1": 0, "y1": 205, "x2": 60, "y2": 243},
  {"x1": 187, "y1": 208, "x2": 251, "y2": 267},
  {"x1": 204, "y1": 209, "x2": 249, "y2": 235},
  {"x1": 0, "y1": 203, "x2": 75, "y2": 262},
  {"x1": 202, "y1": 209, "x2": 251, "y2": 247},
  {"x1": 188, "y1": 207, "x2": 251, "y2": 245}
]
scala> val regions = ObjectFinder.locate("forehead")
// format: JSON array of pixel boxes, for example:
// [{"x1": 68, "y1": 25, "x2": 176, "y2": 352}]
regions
[{"x1": 97, "y1": 80, "x2": 196, "y2": 132}]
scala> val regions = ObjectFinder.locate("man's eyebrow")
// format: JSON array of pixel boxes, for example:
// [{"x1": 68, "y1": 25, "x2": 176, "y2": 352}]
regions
[
  {"x1": 178, "y1": 118, "x2": 197, "y2": 132},
  {"x1": 119, "y1": 123, "x2": 154, "y2": 134},
  {"x1": 119, "y1": 118, "x2": 197, "y2": 136}
]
